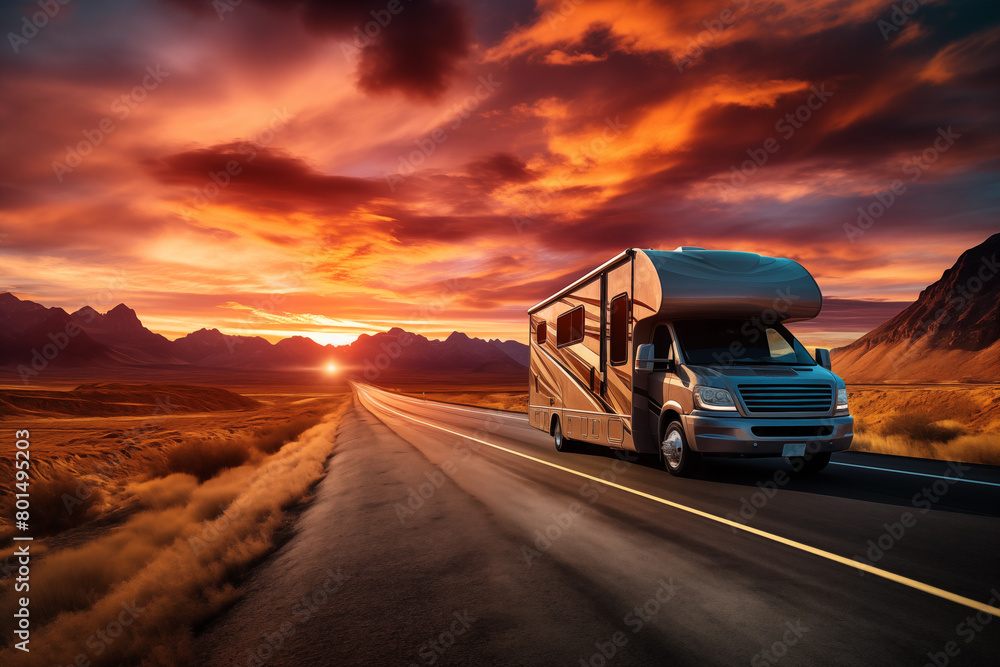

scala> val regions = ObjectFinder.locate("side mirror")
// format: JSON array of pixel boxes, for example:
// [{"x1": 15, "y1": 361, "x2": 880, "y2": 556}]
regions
[
  {"x1": 634, "y1": 344, "x2": 675, "y2": 372},
  {"x1": 814, "y1": 348, "x2": 832, "y2": 370},
  {"x1": 635, "y1": 344, "x2": 655, "y2": 372}
]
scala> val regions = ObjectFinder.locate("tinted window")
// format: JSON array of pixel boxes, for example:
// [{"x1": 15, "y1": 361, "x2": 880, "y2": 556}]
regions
[
  {"x1": 557, "y1": 307, "x2": 585, "y2": 347},
  {"x1": 765, "y1": 328, "x2": 795, "y2": 358},
  {"x1": 536, "y1": 321, "x2": 547, "y2": 345},
  {"x1": 609, "y1": 294, "x2": 629, "y2": 365},
  {"x1": 673, "y1": 319, "x2": 814, "y2": 366},
  {"x1": 652, "y1": 325, "x2": 673, "y2": 371}
]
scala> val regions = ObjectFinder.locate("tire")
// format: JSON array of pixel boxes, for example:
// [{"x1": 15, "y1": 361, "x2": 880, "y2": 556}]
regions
[
  {"x1": 790, "y1": 451, "x2": 831, "y2": 475},
  {"x1": 553, "y1": 419, "x2": 574, "y2": 453},
  {"x1": 661, "y1": 422, "x2": 700, "y2": 477}
]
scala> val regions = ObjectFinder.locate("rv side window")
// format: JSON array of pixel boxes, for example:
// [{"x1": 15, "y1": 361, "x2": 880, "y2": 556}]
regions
[
  {"x1": 556, "y1": 307, "x2": 585, "y2": 347},
  {"x1": 609, "y1": 294, "x2": 629, "y2": 365},
  {"x1": 536, "y1": 321, "x2": 547, "y2": 345}
]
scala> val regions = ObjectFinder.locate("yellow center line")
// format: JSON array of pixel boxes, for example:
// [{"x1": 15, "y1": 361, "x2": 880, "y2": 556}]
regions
[{"x1": 355, "y1": 383, "x2": 1000, "y2": 619}]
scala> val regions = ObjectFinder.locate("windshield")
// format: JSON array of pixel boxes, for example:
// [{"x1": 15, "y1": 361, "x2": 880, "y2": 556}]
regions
[{"x1": 673, "y1": 319, "x2": 815, "y2": 366}]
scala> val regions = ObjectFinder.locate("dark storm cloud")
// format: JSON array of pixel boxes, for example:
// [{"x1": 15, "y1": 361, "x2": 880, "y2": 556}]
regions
[
  {"x1": 166, "y1": 0, "x2": 471, "y2": 100},
  {"x1": 466, "y1": 152, "x2": 535, "y2": 184},
  {"x1": 350, "y1": 0, "x2": 470, "y2": 99},
  {"x1": 147, "y1": 143, "x2": 383, "y2": 214},
  {"x1": 381, "y1": 212, "x2": 509, "y2": 242}
]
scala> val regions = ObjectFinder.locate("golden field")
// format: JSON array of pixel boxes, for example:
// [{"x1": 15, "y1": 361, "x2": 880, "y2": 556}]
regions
[
  {"x1": 846, "y1": 385, "x2": 1000, "y2": 465},
  {"x1": 0, "y1": 382, "x2": 349, "y2": 665}
]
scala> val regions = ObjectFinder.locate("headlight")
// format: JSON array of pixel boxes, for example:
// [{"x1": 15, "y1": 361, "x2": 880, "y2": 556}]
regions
[
  {"x1": 836, "y1": 388, "x2": 849, "y2": 412},
  {"x1": 694, "y1": 385, "x2": 737, "y2": 411}
]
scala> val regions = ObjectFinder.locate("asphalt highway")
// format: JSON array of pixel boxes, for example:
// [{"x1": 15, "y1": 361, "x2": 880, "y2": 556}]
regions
[{"x1": 199, "y1": 383, "x2": 1000, "y2": 666}]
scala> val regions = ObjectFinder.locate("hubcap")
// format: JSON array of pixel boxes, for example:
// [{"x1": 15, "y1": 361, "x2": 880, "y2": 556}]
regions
[{"x1": 662, "y1": 430, "x2": 683, "y2": 469}]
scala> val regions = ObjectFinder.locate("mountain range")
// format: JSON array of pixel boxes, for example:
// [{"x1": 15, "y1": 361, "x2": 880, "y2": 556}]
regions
[
  {"x1": 833, "y1": 232, "x2": 1000, "y2": 383},
  {"x1": 0, "y1": 292, "x2": 528, "y2": 378},
  {"x1": 3, "y1": 233, "x2": 996, "y2": 384}
]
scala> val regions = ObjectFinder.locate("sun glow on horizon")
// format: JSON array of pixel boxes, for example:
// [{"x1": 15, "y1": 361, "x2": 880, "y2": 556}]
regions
[{"x1": 304, "y1": 331, "x2": 374, "y2": 347}]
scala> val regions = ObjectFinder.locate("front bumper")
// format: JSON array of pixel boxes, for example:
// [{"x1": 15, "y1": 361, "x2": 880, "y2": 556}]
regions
[{"x1": 684, "y1": 413, "x2": 854, "y2": 456}]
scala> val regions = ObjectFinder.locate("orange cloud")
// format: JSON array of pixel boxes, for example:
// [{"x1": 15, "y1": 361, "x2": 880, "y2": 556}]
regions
[{"x1": 1, "y1": 0, "x2": 997, "y2": 350}]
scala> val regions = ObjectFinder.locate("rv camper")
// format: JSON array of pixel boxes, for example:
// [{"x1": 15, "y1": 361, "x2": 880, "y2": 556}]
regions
[{"x1": 527, "y1": 247, "x2": 853, "y2": 476}]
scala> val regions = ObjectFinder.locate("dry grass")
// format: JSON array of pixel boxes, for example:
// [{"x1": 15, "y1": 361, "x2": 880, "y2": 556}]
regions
[
  {"x1": 150, "y1": 415, "x2": 323, "y2": 481},
  {"x1": 157, "y1": 439, "x2": 251, "y2": 482},
  {"x1": 878, "y1": 412, "x2": 966, "y2": 443},
  {"x1": 0, "y1": 473, "x2": 105, "y2": 536},
  {"x1": 0, "y1": 393, "x2": 350, "y2": 666},
  {"x1": 0, "y1": 388, "x2": 344, "y2": 539},
  {"x1": 851, "y1": 431, "x2": 1000, "y2": 465},
  {"x1": 246, "y1": 415, "x2": 325, "y2": 454},
  {"x1": 846, "y1": 385, "x2": 1000, "y2": 432},
  {"x1": 847, "y1": 385, "x2": 1000, "y2": 465}
]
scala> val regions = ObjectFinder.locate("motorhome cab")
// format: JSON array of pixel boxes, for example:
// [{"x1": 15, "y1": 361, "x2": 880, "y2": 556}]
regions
[{"x1": 527, "y1": 247, "x2": 853, "y2": 476}]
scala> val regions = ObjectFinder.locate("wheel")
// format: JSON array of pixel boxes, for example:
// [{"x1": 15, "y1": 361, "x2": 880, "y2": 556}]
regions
[
  {"x1": 790, "y1": 451, "x2": 831, "y2": 475},
  {"x1": 553, "y1": 419, "x2": 574, "y2": 453},
  {"x1": 661, "y1": 422, "x2": 699, "y2": 477}
]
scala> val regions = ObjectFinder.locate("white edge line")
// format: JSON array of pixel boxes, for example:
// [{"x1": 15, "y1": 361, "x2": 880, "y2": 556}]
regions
[
  {"x1": 369, "y1": 386, "x2": 998, "y2": 487},
  {"x1": 830, "y1": 461, "x2": 1000, "y2": 488},
  {"x1": 410, "y1": 399, "x2": 527, "y2": 419},
  {"x1": 354, "y1": 384, "x2": 1000, "y2": 619},
  {"x1": 368, "y1": 388, "x2": 528, "y2": 419}
]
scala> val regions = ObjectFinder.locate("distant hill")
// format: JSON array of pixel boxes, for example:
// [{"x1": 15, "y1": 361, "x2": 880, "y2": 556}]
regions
[
  {"x1": 71, "y1": 304, "x2": 181, "y2": 365},
  {"x1": 0, "y1": 293, "x2": 113, "y2": 368},
  {"x1": 172, "y1": 328, "x2": 274, "y2": 366},
  {"x1": 488, "y1": 338, "x2": 529, "y2": 365},
  {"x1": 0, "y1": 293, "x2": 528, "y2": 379},
  {"x1": 0, "y1": 382, "x2": 259, "y2": 417},
  {"x1": 342, "y1": 328, "x2": 526, "y2": 376},
  {"x1": 833, "y1": 233, "x2": 1000, "y2": 383}
]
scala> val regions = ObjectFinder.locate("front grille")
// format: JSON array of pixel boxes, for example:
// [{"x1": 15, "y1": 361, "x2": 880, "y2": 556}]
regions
[
  {"x1": 750, "y1": 425, "x2": 834, "y2": 437},
  {"x1": 737, "y1": 384, "x2": 833, "y2": 413}
]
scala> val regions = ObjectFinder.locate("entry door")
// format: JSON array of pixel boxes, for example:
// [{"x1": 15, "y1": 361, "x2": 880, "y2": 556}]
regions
[
  {"x1": 604, "y1": 263, "x2": 632, "y2": 416},
  {"x1": 600, "y1": 273, "x2": 607, "y2": 398}
]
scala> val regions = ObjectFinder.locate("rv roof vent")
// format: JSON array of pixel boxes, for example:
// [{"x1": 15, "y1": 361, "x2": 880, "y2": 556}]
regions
[{"x1": 673, "y1": 246, "x2": 707, "y2": 252}]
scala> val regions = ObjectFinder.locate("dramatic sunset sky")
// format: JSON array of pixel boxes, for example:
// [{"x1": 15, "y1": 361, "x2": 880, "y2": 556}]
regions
[{"x1": 1, "y1": 0, "x2": 997, "y2": 348}]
